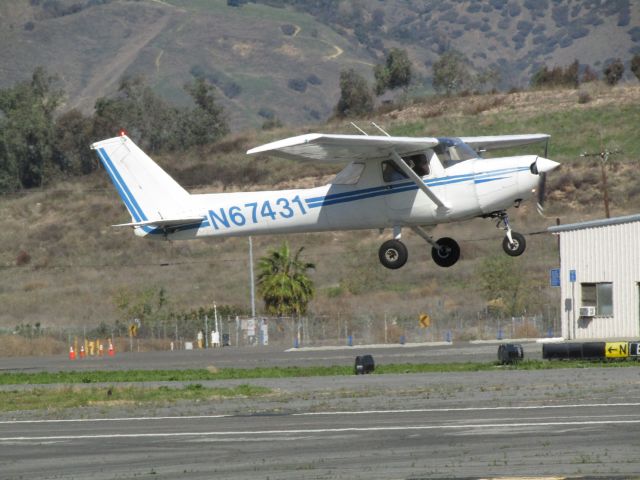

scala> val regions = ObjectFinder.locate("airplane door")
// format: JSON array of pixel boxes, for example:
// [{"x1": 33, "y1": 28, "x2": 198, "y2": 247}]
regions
[
  {"x1": 382, "y1": 155, "x2": 434, "y2": 217},
  {"x1": 382, "y1": 159, "x2": 418, "y2": 212}
]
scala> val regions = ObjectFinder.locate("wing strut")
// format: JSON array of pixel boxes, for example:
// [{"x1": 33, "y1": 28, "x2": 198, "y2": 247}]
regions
[{"x1": 389, "y1": 150, "x2": 450, "y2": 213}]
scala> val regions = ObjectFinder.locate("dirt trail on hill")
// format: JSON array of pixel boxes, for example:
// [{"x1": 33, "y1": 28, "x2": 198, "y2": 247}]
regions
[{"x1": 67, "y1": 9, "x2": 173, "y2": 111}]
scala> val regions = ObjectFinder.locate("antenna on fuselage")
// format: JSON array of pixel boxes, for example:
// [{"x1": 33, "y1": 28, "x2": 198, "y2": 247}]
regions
[
  {"x1": 350, "y1": 122, "x2": 368, "y2": 135},
  {"x1": 371, "y1": 122, "x2": 390, "y2": 137}
]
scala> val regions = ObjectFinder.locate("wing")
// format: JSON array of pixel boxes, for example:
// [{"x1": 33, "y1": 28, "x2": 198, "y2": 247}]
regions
[
  {"x1": 458, "y1": 134, "x2": 549, "y2": 152},
  {"x1": 247, "y1": 133, "x2": 439, "y2": 163}
]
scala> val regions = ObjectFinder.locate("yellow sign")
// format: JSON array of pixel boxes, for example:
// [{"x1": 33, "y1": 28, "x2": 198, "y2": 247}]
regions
[
  {"x1": 605, "y1": 342, "x2": 628, "y2": 358},
  {"x1": 419, "y1": 313, "x2": 431, "y2": 328},
  {"x1": 129, "y1": 324, "x2": 138, "y2": 337}
]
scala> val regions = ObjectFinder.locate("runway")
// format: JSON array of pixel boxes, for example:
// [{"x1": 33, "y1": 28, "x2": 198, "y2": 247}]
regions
[
  {"x1": 2, "y1": 367, "x2": 640, "y2": 479},
  {"x1": 2, "y1": 402, "x2": 639, "y2": 479}
]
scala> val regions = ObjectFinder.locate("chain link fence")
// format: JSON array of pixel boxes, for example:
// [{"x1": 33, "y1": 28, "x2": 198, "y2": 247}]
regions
[{"x1": 0, "y1": 306, "x2": 561, "y2": 356}]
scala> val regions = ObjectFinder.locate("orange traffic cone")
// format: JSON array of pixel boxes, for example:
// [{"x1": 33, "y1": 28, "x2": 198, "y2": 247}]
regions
[
  {"x1": 98, "y1": 343, "x2": 104, "y2": 356},
  {"x1": 69, "y1": 346, "x2": 76, "y2": 360},
  {"x1": 79, "y1": 345, "x2": 86, "y2": 359},
  {"x1": 108, "y1": 341, "x2": 115, "y2": 357}
]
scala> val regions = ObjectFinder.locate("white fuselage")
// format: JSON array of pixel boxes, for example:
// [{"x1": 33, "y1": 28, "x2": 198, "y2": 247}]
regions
[{"x1": 144, "y1": 155, "x2": 540, "y2": 240}]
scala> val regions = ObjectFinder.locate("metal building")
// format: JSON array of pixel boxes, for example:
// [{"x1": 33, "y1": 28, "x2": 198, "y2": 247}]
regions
[{"x1": 548, "y1": 214, "x2": 640, "y2": 340}]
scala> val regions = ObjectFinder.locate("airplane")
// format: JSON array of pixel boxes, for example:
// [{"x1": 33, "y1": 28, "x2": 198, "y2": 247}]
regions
[{"x1": 91, "y1": 128, "x2": 559, "y2": 270}]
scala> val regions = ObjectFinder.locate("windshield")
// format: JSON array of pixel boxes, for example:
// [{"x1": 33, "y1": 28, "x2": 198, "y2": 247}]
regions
[{"x1": 435, "y1": 137, "x2": 479, "y2": 167}]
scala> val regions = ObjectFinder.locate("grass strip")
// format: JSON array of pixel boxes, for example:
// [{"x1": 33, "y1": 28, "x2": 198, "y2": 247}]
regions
[
  {"x1": 0, "y1": 383, "x2": 271, "y2": 412},
  {"x1": 0, "y1": 360, "x2": 637, "y2": 385}
]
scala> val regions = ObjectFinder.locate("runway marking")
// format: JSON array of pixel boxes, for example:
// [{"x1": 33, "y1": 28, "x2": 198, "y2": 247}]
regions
[
  {"x1": 2, "y1": 402, "x2": 639, "y2": 425},
  {"x1": 2, "y1": 418, "x2": 640, "y2": 442},
  {"x1": 292, "y1": 402, "x2": 640, "y2": 417},
  {"x1": 0, "y1": 414, "x2": 232, "y2": 425}
]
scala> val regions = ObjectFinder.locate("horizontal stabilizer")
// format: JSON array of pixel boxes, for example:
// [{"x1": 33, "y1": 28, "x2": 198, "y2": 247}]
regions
[{"x1": 113, "y1": 216, "x2": 205, "y2": 229}]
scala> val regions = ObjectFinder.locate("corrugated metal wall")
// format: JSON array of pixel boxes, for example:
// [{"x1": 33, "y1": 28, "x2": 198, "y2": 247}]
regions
[{"x1": 558, "y1": 220, "x2": 640, "y2": 339}]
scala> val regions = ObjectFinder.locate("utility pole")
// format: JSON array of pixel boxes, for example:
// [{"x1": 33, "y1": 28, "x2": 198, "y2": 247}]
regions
[
  {"x1": 581, "y1": 144, "x2": 621, "y2": 219},
  {"x1": 204, "y1": 314, "x2": 209, "y2": 349},
  {"x1": 249, "y1": 236, "x2": 256, "y2": 320}
]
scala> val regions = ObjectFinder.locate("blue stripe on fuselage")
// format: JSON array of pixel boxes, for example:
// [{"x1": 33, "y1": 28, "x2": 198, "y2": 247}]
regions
[{"x1": 305, "y1": 166, "x2": 528, "y2": 208}]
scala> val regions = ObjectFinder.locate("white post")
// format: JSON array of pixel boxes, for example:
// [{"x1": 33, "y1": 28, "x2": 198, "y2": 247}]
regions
[
  {"x1": 384, "y1": 312, "x2": 388, "y2": 344},
  {"x1": 214, "y1": 303, "x2": 219, "y2": 335}
]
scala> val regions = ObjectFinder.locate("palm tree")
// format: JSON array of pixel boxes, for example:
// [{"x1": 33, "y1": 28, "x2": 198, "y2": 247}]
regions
[{"x1": 257, "y1": 242, "x2": 315, "y2": 318}]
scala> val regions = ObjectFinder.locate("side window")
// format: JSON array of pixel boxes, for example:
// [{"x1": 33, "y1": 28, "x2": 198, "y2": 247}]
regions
[
  {"x1": 382, "y1": 160, "x2": 407, "y2": 183},
  {"x1": 331, "y1": 162, "x2": 365, "y2": 185},
  {"x1": 382, "y1": 154, "x2": 429, "y2": 183},
  {"x1": 405, "y1": 153, "x2": 429, "y2": 177}
]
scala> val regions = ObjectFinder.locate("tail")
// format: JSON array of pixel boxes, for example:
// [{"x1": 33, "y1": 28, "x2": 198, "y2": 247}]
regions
[{"x1": 91, "y1": 134, "x2": 205, "y2": 236}]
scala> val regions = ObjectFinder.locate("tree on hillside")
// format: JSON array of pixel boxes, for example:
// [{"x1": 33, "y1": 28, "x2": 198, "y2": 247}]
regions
[
  {"x1": 374, "y1": 48, "x2": 412, "y2": 95},
  {"x1": 530, "y1": 60, "x2": 579, "y2": 88},
  {"x1": 431, "y1": 50, "x2": 471, "y2": 96},
  {"x1": 631, "y1": 54, "x2": 640, "y2": 82},
  {"x1": 53, "y1": 109, "x2": 95, "y2": 175},
  {"x1": 0, "y1": 67, "x2": 63, "y2": 192},
  {"x1": 603, "y1": 58, "x2": 624, "y2": 86},
  {"x1": 335, "y1": 69, "x2": 374, "y2": 118},
  {"x1": 181, "y1": 77, "x2": 229, "y2": 147},
  {"x1": 92, "y1": 75, "x2": 182, "y2": 152},
  {"x1": 257, "y1": 242, "x2": 315, "y2": 318}
]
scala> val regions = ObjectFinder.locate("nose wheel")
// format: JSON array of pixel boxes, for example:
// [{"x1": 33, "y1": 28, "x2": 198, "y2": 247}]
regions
[
  {"x1": 378, "y1": 239, "x2": 408, "y2": 269},
  {"x1": 494, "y1": 211, "x2": 526, "y2": 257}
]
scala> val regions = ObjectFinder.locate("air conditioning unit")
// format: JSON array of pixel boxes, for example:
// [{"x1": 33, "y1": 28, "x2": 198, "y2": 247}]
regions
[{"x1": 579, "y1": 306, "x2": 596, "y2": 317}]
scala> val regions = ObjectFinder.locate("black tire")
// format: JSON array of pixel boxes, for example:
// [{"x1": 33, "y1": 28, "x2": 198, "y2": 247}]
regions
[
  {"x1": 431, "y1": 237, "x2": 460, "y2": 267},
  {"x1": 378, "y1": 239, "x2": 408, "y2": 269},
  {"x1": 502, "y1": 231, "x2": 526, "y2": 256}
]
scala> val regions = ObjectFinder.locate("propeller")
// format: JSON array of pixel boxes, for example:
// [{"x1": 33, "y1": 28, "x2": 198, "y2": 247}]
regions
[{"x1": 535, "y1": 138, "x2": 549, "y2": 216}]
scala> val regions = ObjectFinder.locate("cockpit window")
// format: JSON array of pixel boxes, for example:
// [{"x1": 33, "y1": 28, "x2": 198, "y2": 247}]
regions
[
  {"x1": 435, "y1": 137, "x2": 479, "y2": 167},
  {"x1": 382, "y1": 153, "x2": 430, "y2": 183}
]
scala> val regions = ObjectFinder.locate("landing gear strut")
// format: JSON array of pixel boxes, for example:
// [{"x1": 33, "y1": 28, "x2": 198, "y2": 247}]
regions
[{"x1": 494, "y1": 211, "x2": 526, "y2": 257}]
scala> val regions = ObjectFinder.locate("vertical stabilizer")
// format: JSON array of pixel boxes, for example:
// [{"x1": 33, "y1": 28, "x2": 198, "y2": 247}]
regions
[{"x1": 91, "y1": 135, "x2": 201, "y2": 233}]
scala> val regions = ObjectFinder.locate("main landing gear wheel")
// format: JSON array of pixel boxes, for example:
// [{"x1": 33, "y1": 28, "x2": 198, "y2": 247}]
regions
[
  {"x1": 431, "y1": 237, "x2": 460, "y2": 267},
  {"x1": 379, "y1": 239, "x2": 408, "y2": 269},
  {"x1": 502, "y1": 231, "x2": 526, "y2": 257}
]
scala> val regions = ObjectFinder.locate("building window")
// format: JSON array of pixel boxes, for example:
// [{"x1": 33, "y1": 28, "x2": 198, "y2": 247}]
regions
[{"x1": 581, "y1": 282, "x2": 613, "y2": 316}]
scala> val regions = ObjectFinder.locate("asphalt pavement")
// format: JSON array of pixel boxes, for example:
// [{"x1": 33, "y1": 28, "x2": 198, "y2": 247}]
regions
[
  {"x1": 2, "y1": 401, "x2": 640, "y2": 479},
  {"x1": 0, "y1": 340, "x2": 544, "y2": 372},
  {"x1": 2, "y1": 342, "x2": 639, "y2": 479}
]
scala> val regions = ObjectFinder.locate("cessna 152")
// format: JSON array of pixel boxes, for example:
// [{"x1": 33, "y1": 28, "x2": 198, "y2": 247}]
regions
[{"x1": 91, "y1": 129, "x2": 558, "y2": 269}]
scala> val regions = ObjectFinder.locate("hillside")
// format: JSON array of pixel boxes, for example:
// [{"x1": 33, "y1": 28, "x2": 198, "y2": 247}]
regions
[
  {"x1": 1, "y1": 85, "x2": 639, "y2": 347},
  {"x1": 1, "y1": 0, "x2": 639, "y2": 130}
]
